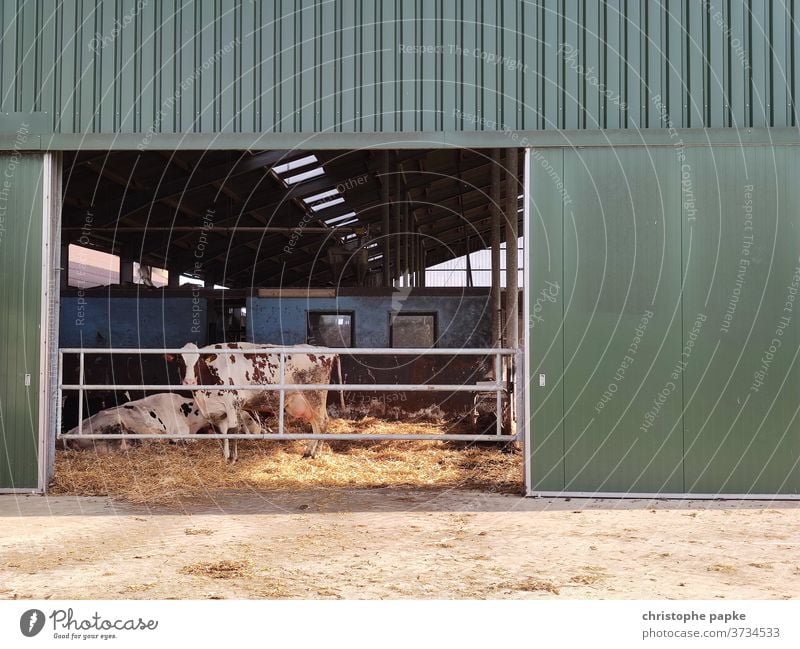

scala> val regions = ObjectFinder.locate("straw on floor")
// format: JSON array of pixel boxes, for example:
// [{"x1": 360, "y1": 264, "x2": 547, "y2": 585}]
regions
[{"x1": 50, "y1": 417, "x2": 522, "y2": 503}]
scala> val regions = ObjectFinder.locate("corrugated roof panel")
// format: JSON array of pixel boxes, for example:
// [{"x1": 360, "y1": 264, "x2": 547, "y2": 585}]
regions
[{"x1": 2, "y1": 0, "x2": 798, "y2": 136}]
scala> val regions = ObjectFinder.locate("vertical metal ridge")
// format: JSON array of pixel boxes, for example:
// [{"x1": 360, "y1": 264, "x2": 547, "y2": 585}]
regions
[
  {"x1": 558, "y1": 0, "x2": 565, "y2": 130},
  {"x1": 14, "y1": 0, "x2": 22, "y2": 112},
  {"x1": 292, "y1": 0, "x2": 301, "y2": 133},
  {"x1": 791, "y1": 0, "x2": 797, "y2": 126}
]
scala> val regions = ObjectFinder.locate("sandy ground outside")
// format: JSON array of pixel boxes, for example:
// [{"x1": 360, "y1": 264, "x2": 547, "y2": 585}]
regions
[{"x1": 1, "y1": 490, "x2": 798, "y2": 600}]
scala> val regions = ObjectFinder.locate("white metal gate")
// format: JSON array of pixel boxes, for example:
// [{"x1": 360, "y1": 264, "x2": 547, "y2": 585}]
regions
[{"x1": 57, "y1": 347, "x2": 518, "y2": 443}]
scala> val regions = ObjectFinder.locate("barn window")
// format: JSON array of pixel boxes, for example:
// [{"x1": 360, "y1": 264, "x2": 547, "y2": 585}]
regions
[
  {"x1": 391, "y1": 313, "x2": 436, "y2": 348},
  {"x1": 307, "y1": 312, "x2": 354, "y2": 347}
]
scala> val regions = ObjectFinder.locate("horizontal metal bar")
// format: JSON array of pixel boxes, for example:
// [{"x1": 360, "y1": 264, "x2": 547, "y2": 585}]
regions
[
  {"x1": 60, "y1": 383, "x2": 505, "y2": 392},
  {"x1": 58, "y1": 347, "x2": 517, "y2": 356},
  {"x1": 528, "y1": 490, "x2": 800, "y2": 501},
  {"x1": 59, "y1": 433, "x2": 517, "y2": 441},
  {"x1": 61, "y1": 226, "x2": 360, "y2": 234},
  {"x1": 34, "y1": 127, "x2": 800, "y2": 153}
]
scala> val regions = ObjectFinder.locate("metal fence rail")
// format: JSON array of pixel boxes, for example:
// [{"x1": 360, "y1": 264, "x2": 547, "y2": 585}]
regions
[{"x1": 57, "y1": 347, "x2": 517, "y2": 443}]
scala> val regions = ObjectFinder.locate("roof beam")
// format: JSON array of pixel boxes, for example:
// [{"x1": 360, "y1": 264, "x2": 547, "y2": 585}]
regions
[{"x1": 64, "y1": 150, "x2": 291, "y2": 226}]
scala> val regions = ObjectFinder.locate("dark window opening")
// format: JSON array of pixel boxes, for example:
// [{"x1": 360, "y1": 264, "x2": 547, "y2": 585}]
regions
[
  {"x1": 390, "y1": 313, "x2": 436, "y2": 348},
  {"x1": 307, "y1": 312, "x2": 354, "y2": 347}
]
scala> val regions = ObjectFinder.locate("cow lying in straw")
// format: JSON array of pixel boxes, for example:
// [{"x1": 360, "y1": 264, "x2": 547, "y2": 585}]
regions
[{"x1": 62, "y1": 392, "x2": 262, "y2": 452}]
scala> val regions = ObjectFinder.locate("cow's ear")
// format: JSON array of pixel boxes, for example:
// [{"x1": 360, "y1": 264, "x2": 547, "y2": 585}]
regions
[{"x1": 165, "y1": 353, "x2": 175, "y2": 361}]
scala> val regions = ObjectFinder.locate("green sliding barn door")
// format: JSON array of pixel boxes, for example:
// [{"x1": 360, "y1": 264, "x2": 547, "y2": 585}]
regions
[
  {"x1": 681, "y1": 146, "x2": 800, "y2": 494},
  {"x1": 0, "y1": 154, "x2": 46, "y2": 490},
  {"x1": 528, "y1": 145, "x2": 800, "y2": 495}
]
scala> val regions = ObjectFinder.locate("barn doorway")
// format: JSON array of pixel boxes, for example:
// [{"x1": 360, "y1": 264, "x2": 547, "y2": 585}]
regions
[{"x1": 51, "y1": 148, "x2": 525, "y2": 496}]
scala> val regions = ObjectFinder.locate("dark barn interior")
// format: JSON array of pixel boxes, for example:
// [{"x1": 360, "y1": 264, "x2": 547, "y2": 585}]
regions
[{"x1": 61, "y1": 148, "x2": 523, "y2": 288}]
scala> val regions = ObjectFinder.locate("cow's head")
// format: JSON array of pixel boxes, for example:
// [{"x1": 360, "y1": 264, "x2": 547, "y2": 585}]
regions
[{"x1": 177, "y1": 342, "x2": 200, "y2": 386}]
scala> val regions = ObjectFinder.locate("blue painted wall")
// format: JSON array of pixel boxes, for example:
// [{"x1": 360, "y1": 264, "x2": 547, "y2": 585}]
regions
[
  {"x1": 59, "y1": 294, "x2": 490, "y2": 350},
  {"x1": 246, "y1": 295, "x2": 492, "y2": 348},
  {"x1": 60, "y1": 297, "x2": 208, "y2": 349}
]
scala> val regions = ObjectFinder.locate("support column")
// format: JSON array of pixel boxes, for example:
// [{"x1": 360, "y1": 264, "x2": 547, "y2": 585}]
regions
[
  {"x1": 119, "y1": 259, "x2": 134, "y2": 284},
  {"x1": 394, "y1": 190, "x2": 402, "y2": 287},
  {"x1": 409, "y1": 203, "x2": 416, "y2": 287},
  {"x1": 403, "y1": 195, "x2": 411, "y2": 287},
  {"x1": 505, "y1": 149, "x2": 520, "y2": 442},
  {"x1": 60, "y1": 244, "x2": 70, "y2": 289},
  {"x1": 418, "y1": 239, "x2": 426, "y2": 287},
  {"x1": 505, "y1": 149, "x2": 519, "y2": 349},
  {"x1": 382, "y1": 152, "x2": 391, "y2": 288},
  {"x1": 465, "y1": 237, "x2": 474, "y2": 287},
  {"x1": 491, "y1": 148, "x2": 502, "y2": 347}
]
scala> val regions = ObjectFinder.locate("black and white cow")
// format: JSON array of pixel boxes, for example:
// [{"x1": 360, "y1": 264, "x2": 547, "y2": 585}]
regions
[
  {"x1": 62, "y1": 392, "x2": 261, "y2": 452},
  {"x1": 173, "y1": 342, "x2": 338, "y2": 462}
]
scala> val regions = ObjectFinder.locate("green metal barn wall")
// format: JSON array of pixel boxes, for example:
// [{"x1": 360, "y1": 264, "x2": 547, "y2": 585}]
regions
[
  {"x1": 528, "y1": 144, "x2": 800, "y2": 495},
  {"x1": 2, "y1": 0, "x2": 800, "y2": 139},
  {"x1": 0, "y1": 154, "x2": 44, "y2": 490}
]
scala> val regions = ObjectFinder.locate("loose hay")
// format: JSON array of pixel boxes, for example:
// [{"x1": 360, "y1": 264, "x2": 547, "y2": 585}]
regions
[
  {"x1": 707, "y1": 564, "x2": 738, "y2": 575},
  {"x1": 569, "y1": 573, "x2": 607, "y2": 585},
  {"x1": 508, "y1": 579, "x2": 561, "y2": 595},
  {"x1": 50, "y1": 417, "x2": 522, "y2": 504},
  {"x1": 181, "y1": 560, "x2": 252, "y2": 579},
  {"x1": 122, "y1": 583, "x2": 156, "y2": 593}
]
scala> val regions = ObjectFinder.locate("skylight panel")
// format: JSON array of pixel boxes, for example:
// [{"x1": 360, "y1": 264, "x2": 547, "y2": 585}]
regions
[
  {"x1": 310, "y1": 197, "x2": 345, "y2": 211},
  {"x1": 272, "y1": 155, "x2": 318, "y2": 175},
  {"x1": 284, "y1": 167, "x2": 325, "y2": 185},
  {"x1": 302, "y1": 188, "x2": 340, "y2": 203},
  {"x1": 324, "y1": 212, "x2": 357, "y2": 225}
]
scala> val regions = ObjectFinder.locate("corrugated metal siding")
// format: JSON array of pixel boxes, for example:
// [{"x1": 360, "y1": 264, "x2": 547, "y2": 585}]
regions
[
  {"x1": 2, "y1": 0, "x2": 799, "y2": 135},
  {"x1": 0, "y1": 153, "x2": 43, "y2": 490},
  {"x1": 681, "y1": 145, "x2": 800, "y2": 494},
  {"x1": 527, "y1": 144, "x2": 800, "y2": 495},
  {"x1": 560, "y1": 147, "x2": 685, "y2": 493}
]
